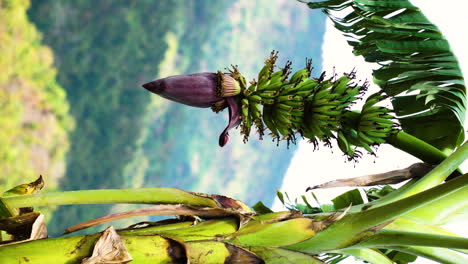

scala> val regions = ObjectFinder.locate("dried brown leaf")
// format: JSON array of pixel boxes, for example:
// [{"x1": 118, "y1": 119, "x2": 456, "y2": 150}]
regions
[
  {"x1": 81, "y1": 226, "x2": 132, "y2": 264},
  {"x1": 308, "y1": 205, "x2": 351, "y2": 232},
  {"x1": 306, "y1": 163, "x2": 432, "y2": 190},
  {"x1": 65, "y1": 204, "x2": 242, "y2": 234},
  {"x1": 29, "y1": 213, "x2": 47, "y2": 240}
]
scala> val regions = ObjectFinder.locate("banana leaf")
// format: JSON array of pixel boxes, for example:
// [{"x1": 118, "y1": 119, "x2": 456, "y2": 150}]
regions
[{"x1": 304, "y1": 0, "x2": 466, "y2": 151}]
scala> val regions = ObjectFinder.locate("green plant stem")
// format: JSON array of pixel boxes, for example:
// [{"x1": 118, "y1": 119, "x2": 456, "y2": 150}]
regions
[
  {"x1": 387, "y1": 218, "x2": 461, "y2": 237},
  {"x1": 1, "y1": 188, "x2": 218, "y2": 209},
  {"x1": 286, "y1": 173, "x2": 468, "y2": 253},
  {"x1": 351, "y1": 230, "x2": 468, "y2": 249},
  {"x1": 396, "y1": 141, "x2": 468, "y2": 195},
  {"x1": 335, "y1": 249, "x2": 393, "y2": 264},
  {"x1": 389, "y1": 246, "x2": 468, "y2": 264},
  {"x1": 402, "y1": 183, "x2": 468, "y2": 225},
  {"x1": 0, "y1": 234, "x2": 181, "y2": 264},
  {"x1": 353, "y1": 141, "x2": 468, "y2": 211},
  {"x1": 387, "y1": 131, "x2": 450, "y2": 165},
  {"x1": 346, "y1": 112, "x2": 453, "y2": 167}
]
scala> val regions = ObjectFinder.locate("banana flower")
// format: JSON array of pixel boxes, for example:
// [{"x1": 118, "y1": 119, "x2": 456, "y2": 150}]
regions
[{"x1": 142, "y1": 72, "x2": 241, "y2": 147}]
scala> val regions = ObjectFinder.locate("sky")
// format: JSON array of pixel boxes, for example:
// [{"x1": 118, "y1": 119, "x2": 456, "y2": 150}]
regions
[{"x1": 272, "y1": 1, "x2": 467, "y2": 263}]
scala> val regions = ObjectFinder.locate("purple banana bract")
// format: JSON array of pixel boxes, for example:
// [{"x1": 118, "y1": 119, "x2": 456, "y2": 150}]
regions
[{"x1": 142, "y1": 72, "x2": 241, "y2": 147}]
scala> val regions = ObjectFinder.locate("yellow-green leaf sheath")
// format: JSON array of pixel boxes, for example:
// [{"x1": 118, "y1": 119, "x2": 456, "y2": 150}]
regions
[
  {"x1": 153, "y1": 218, "x2": 238, "y2": 241},
  {"x1": 186, "y1": 241, "x2": 263, "y2": 264},
  {"x1": 249, "y1": 246, "x2": 324, "y2": 264},
  {"x1": 230, "y1": 218, "x2": 316, "y2": 247},
  {"x1": 0, "y1": 235, "x2": 183, "y2": 264}
]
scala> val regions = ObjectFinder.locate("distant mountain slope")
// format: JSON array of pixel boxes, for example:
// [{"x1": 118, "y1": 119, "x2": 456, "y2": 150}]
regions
[
  {"x1": 0, "y1": 0, "x2": 72, "y2": 194},
  {"x1": 27, "y1": 0, "x2": 325, "y2": 234},
  {"x1": 140, "y1": 0, "x2": 326, "y2": 207},
  {"x1": 28, "y1": 0, "x2": 190, "y2": 234}
]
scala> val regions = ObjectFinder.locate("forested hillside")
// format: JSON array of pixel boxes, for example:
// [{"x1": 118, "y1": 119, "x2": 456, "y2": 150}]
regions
[
  {"x1": 28, "y1": 0, "x2": 189, "y2": 234},
  {"x1": 140, "y1": 0, "x2": 326, "y2": 206},
  {"x1": 26, "y1": 0, "x2": 325, "y2": 234},
  {"x1": 0, "y1": 0, "x2": 72, "y2": 194}
]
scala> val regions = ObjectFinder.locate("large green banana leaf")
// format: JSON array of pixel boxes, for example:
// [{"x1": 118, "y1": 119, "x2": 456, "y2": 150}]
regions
[{"x1": 304, "y1": 0, "x2": 466, "y2": 152}]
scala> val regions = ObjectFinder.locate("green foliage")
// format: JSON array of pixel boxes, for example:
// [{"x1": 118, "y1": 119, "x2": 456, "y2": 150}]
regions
[
  {"x1": 305, "y1": 0, "x2": 466, "y2": 152},
  {"x1": 331, "y1": 189, "x2": 364, "y2": 209},
  {"x1": 27, "y1": 0, "x2": 186, "y2": 233},
  {"x1": 380, "y1": 249, "x2": 417, "y2": 264},
  {"x1": 0, "y1": 0, "x2": 72, "y2": 194}
]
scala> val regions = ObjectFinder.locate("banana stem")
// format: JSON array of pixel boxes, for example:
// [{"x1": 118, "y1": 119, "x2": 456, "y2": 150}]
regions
[
  {"x1": 351, "y1": 141, "x2": 468, "y2": 212},
  {"x1": 351, "y1": 230, "x2": 468, "y2": 250},
  {"x1": 355, "y1": 174, "x2": 467, "y2": 235},
  {"x1": 286, "y1": 173, "x2": 468, "y2": 253},
  {"x1": 0, "y1": 234, "x2": 182, "y2": 264},
  {"x1": 388, "y1": 131, "x2": 450, "y2": 165},
  {"x1": 1, "y1": 188, "x2": 218, "y2": 209},
  {"x1": 343, "y1": 111, "x2": 452, "y2": 166},
  {"x1": 396, "y1": 141, "x2": 468, "y2": 195}
]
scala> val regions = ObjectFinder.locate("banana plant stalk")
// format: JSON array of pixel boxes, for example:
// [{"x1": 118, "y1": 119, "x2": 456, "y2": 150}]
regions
[
  {"x1": 0, "y1": 182, "x2": 467, "y2": 263},
  {"x1": 142, "y1": 51, "x2": 452, "y2": 166},
  {"x1": 0, "y1": 145, "x2": 467, "y2": 263}
]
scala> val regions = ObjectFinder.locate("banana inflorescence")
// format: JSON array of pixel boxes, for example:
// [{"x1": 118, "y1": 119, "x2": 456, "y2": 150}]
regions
[{"x1": 224, "y1": 51, "x2": 399, "y2": 161}]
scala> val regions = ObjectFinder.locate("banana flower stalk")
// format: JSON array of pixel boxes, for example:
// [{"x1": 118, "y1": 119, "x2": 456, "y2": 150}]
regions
[
  {"x1": 142, "y1": 52, "x2": 452, "y2": 167},
  {"x1": 142, "y1": 72, "x2": 241, "y2": 147}
]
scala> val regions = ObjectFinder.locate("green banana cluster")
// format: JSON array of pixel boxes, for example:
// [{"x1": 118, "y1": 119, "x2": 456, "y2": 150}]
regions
[
  {"x1": 227, "y1": 52, "x2": 398, "y2": 160},
  {"x1": 301, "y1": 72, "x2": 365, "y2": 148},
  {"x1": 337, "y1": 94, "x2": 398, "y2": 160}
]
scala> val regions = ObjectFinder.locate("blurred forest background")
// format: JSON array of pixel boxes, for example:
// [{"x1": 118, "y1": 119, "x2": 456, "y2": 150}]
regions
[{"x1": 1, "y1": 0, "x2": 325, "y2": 235}]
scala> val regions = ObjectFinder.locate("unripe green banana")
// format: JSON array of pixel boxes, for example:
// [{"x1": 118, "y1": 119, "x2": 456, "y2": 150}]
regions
[
  {"x1": 277, "y1": 103, "x2": 294, "y2": 111},
  {"x1": 310, "y1": 104, "x2": 339, "y2": 113},
  {"x1": 258, "y1": 91, "x2": 277, "y2": 99},
  {"x1": 314, "y1": 88, "x2": 333, "y2": 100},
  {"x1": 367, "y1": 117, "x2": 394, "y2": 125},
  {"x1": 288, "y1": 82, "x2": 319, "y2": 95},
  {"x1": 283, "y1": 100, "x2": 304, "y2": 107},
  {"x1": 296, "y1": 90, "x2": 313, "y2": 97},
  {"x1": 258, "y1": 80, "x2": 283, "y2": 92},
  {"x1": 357, "y1": 131, "x2": 375, "y2": 145},
  {"x1": 278, "y1": 84, "x2": 296, "y2": 94},
  {"x1": 249, "y1": 95, "x2": 263, "y2": 103},
  {"x1": 289, "y1": 109, "x2": 304, "y2": 117},
  {"x1": 242, "y1": 113, "x2": 252, "y2": 142},
  {"x1": 250, "y1": 102, "x2": 262, "y2": 120},
  {"x1": 257, "y1": 51, "x2": 279, "y2": 88},
  {"x1": 362, "y1": 97, "x2": 382, "y2": 110},
  {"x1": 360, "y1": 141, "x2": 374, "y2": 153},
  {"x1": 310, "y1": 113, "x2": 336, "y2": 121},
  {"x1": 337, "y1": 131, "x2": 351, "y2": 155},
  {"x1": 289, "y1": 68, "x2": 309, "y2": 84},
  {"x1": 276, "y1": 95, "x2": 294, "y2": 102},
  {"x1": 360, "y1": 111, "x2": 386, "y2": 119},
  {"x1": 243, "y1": 83, "x2": 256, "y2": 96},
  {"x1": 241, "y1": 99, "x2": 249, "y2": 118},
  {"x1": 332, "y1": 76, "x2": 351, "y2": 94},
  {"x1": 364, "y1": 130, "x2": 390, "y2": 138},
  {"x1": 274, "y1": 110, "x2": 293, "y2": 125},
  {"x1": 262, "y1": 105, "x2": 279, "y2": 137},
  {"x1": 269, "y1": 70, "x2": 283, "y2": 82}
]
